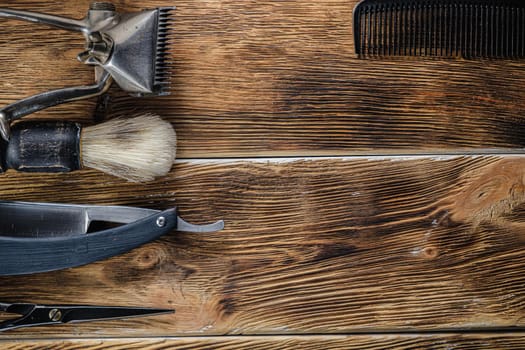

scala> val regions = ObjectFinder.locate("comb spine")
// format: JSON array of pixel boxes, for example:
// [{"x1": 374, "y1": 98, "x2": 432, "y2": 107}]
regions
[
  {"x1": 445, "y1": 2, "x2": 451, "y2": 57},
  {"x1": 363, "y1": 7, "x2": 369, "y2": 55},
  {"x1": 436, "y1": 2, "x2": 440, "y2": 57},
  {"x1": 367, "y1": 5, "x2": 373, "y2": 56},
  {"x1": 468, "y1": 3, "x2": 473, "y2": 59},
  {"x1": 488, "y1": 3, "x2": 493, "y2": 57},
  {"x1": 353, "y1": 2, "x2": 363, "y2": 55},
  {"x1": 495, "y1": 4, "x2": 500, "y2": 57},
  {"x1": 393, "y1": 3, "x2": 398, "y2": 56},
  {"x1": 433, "y1": 2, "x2": 438, "y2": 56},
  {"x1": 387, "y1": 2, "x2": 395, "y2": 56},
  {"x1": 378, "y1": 3, "x2": 383, "y2": 56},
  {"x1": 381, "y1": 3, "x2": 387, "y2": 56},
  {"x1": 518, "y1": 4, "x2": 525, "y2": 58},
  {"x1": 475, "y1": 3, "x2": 480, "y2": 57}
]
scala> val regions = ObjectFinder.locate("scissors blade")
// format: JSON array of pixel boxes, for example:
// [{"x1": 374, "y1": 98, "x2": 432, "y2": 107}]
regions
[{"x1": 59, "y1": 305, "x2": 174, "y2": 324}]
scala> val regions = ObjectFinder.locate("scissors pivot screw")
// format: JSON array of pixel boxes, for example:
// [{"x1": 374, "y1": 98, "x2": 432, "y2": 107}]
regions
[{"x1": 49, "y1": 309, "x2": 62, "y2": 322}]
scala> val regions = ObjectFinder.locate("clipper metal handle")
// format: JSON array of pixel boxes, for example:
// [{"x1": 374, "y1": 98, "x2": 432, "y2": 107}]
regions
[
  {"x1": 0, "y1": 2, "x2": 174, "y2": 140},
  {"x1": 0, "y1": 70, "x2": 112, "y2": 140}
]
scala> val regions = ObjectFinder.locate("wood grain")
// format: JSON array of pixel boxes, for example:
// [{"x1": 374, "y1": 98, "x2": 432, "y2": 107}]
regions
[
  {"x1": 1, "y1": 1, "x2": 525, "y2": 157},
  {"x1": 0, "y1": 156, "x2": 523, "y2": 337},
  {"x1": 4, "y1": 334, "x2": 525, "y2": 350},
  {"x1": 1, "y1": 0, "x2": 524, "y2": 346}
]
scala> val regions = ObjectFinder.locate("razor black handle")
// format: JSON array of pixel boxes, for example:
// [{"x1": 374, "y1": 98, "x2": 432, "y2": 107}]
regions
[{"x1": 2, "y1": 121, "x2": 81, "y2": 173}]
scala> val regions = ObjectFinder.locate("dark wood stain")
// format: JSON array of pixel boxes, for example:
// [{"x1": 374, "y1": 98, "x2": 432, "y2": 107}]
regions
[{"x1": 313, "y1": 243, "x2": 357, "y2": 262}]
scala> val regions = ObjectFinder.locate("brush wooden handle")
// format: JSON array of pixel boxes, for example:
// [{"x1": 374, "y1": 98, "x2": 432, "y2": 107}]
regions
[{"x1": 4, "y1": 121, "x2": 81, "y2": 173}]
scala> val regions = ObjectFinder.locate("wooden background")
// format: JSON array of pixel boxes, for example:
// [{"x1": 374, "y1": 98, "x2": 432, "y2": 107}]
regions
[{"x1": 1, "y1": 0, "x2": 525, "y2": 348}]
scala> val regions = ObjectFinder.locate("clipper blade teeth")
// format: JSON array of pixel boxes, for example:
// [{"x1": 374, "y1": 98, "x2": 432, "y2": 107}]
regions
[
  {"x1": 154, "y1": 7, "x2": 175, "y2": 96},
  {"x1": 354, "y1": 0, "x2": 525, "y2": 59}
]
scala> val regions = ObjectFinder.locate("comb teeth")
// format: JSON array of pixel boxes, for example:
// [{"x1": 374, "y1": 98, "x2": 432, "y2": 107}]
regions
[
  {"x1": 354, "y1": 0, "x2": 525, "y2": 59},
  {"x1": 154, "y1": 7, "x2": 175, "y2": 96}
]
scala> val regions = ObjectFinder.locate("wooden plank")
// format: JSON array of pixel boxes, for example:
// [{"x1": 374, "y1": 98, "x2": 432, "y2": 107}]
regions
[
  {"x1": 2, "y1": 1, "x2": 525, "y2": 157},
  {"x1": 0, "y1": 156, "x2": 524, "y2": 336},
  {"x1": 4, "y1": 334, "x2": 525, "y2": 350}
]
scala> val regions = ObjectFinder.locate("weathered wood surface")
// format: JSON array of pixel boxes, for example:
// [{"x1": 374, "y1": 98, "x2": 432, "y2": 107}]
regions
[
  {"x1": 4, "y1": 334, "x2": 525, "y2": 350},
  {"x1": 1, "y1": 0, "x2": 525, "y2": 347},
  {"x1": 0, "y1": 156, "x2": 523, "y2": 337},
  {"x1": 2, "y1": 0, "x2": 525, "y2": 157}
]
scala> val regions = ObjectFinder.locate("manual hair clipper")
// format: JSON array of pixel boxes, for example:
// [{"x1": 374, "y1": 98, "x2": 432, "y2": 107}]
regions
[{"x1": 0, "y1": 2, "x2": 174, "y2": 141}]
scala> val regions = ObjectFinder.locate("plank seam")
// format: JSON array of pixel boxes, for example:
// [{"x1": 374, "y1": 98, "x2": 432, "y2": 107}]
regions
[
  {"x1": 4, "y1": 329, "x2": 525, "y2": 341},
  {"x1": 177, "y1": 153, "x2": 525, "y2": 163}
]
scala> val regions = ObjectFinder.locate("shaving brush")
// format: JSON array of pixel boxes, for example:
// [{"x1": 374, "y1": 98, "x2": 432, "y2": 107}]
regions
[{"x1": 3, "y1": 113, "x2": 177, "y2": 182}]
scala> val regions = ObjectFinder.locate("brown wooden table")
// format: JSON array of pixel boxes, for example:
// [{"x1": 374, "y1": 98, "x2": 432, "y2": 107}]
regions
[{"x1": 1, "y1": 0, "x2": 525, "y2": 348}]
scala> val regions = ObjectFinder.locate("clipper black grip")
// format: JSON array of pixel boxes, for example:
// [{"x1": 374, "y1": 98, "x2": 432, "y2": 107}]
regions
[{"x1": 5, "y1": 121, "x2": 81, "y2": 172}]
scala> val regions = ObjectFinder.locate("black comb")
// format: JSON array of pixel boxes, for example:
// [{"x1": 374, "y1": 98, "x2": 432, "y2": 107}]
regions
[{"x1": 354, "y1": 0, "x2": 525, "y2": 59}]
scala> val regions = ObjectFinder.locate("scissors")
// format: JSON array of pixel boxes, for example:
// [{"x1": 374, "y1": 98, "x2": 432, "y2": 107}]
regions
[{"x1": 0, "y1": 301, "x2": 173, "y2": 332}]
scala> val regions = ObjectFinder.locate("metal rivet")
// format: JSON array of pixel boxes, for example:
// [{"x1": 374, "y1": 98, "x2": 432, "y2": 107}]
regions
[
  {"x1": 49, "y1": 309, "x2": 62, "y2": 321},
  {"x1": 156, "y1": 216, "x2": 166, "y2": 227}
]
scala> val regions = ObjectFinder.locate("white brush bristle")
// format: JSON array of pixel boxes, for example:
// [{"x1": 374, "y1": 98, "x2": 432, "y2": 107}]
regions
[{"x1": 81, "y1": 113, "x2": 177, "y2": 182}]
